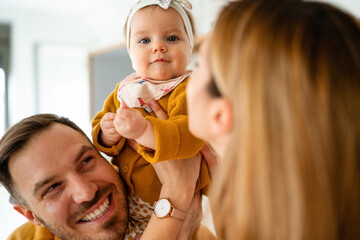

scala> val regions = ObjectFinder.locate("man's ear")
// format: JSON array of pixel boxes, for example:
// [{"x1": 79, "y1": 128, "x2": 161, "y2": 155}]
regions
[
  {"x1": 13, "y1": 204, "x2": 44, "y2": 226},
  {"x1": 209, "y1": 98, "x2": 233, "y2": 136}
]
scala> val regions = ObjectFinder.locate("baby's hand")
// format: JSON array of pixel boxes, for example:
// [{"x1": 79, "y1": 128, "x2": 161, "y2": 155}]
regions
[
  {"x1": 113, "y1": 107, "x2": 148, "y2": 140},
  {"x1": 100, "y1": 112, "x2": 121, "y2": 147}
]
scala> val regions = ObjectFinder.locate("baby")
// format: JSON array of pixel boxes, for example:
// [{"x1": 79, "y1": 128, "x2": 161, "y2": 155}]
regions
[{"x1": 92, "y1": 1, "x2": 210, "y2": 235}]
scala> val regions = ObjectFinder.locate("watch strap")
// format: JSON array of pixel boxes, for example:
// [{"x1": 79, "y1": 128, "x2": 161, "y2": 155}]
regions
[{"x1": 170, "y1": 206, "x2": 186, "y2": 221}]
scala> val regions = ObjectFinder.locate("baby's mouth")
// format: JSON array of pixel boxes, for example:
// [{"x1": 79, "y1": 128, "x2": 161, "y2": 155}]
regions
[
  {"x1": 78, "y1": 195, "x2": 110, "y2": 222},
  {"x1": 153, "y1": 58, "x2": 169, "y2": 63}
]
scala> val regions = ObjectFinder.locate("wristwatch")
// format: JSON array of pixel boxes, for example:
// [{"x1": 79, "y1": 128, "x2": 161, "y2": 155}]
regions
[{"x1": 153, "y1": 198, "x2": 186, "y2": 221}]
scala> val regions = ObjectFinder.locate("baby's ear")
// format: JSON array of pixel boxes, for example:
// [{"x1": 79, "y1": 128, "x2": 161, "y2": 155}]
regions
[
  {"x1": 13, "y1": 204, "x2": 44, "y2": 226},
  {"x1": 209, "y1": 98, "x2": 233, "y2": 136}
]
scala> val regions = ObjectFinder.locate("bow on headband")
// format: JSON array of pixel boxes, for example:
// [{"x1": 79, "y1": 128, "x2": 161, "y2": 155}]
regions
[{"x1": 155, "y1": 0, "x2": 192, "y2": 10}]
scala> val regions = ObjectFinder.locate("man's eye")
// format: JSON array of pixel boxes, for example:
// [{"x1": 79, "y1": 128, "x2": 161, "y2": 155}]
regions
[
  {"x1": 167, "y1": 36, "x2": 178, "y2": 42},
  {"x1": 43, "y1": 183, "x2": 60, "y2": 196},
  {"x1": 81, "y1": 157, "x2": 93, "y2": 167},
  {"x1": 140, "y1": 38, "x2": 150, "y2": 44},
  {"x1": 80, "y1": 157, "x2": 95, "y2": 171}
]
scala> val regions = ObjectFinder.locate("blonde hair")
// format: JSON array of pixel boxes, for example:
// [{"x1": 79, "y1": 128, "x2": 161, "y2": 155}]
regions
[{"x1": 209, "y1": 0, "x2": 360, "y2": 239}]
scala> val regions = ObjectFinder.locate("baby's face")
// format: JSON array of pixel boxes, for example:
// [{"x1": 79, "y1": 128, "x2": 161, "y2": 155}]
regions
[{"x1": 129, "y1": 6, "x2": 191, "y2": 80}]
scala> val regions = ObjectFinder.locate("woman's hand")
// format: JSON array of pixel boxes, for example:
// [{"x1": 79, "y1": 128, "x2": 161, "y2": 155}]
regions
[
  {"x1": 200, "y1": 143, "x2": 221, "y2": 179},
  {"x1": 177, "y1": 193, "x2": 203, "y2": 240},
  {"x1": 152, "y1": 154, "x2": 201, "y2": 201},
  {"x1": 148, "y1": 99, "x2": 169, "y2": 120},
  {"x1": 144, "y1": 99, "x2": 203, "y2": 240}
]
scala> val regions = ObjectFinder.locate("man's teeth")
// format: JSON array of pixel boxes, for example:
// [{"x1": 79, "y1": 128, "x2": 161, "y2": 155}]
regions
[{"x1": 81, "y1": 197, "x2": 110, "y2": 222}]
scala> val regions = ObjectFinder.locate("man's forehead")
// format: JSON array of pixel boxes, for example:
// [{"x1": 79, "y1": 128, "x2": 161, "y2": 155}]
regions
[{"x1": 13, "y1": 124, "x2": 90, "y2": 158}]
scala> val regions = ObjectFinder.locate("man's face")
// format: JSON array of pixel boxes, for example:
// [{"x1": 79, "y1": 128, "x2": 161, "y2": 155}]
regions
[{"x1": 9, "y1": 124, "x2": 128, "y2": 240}]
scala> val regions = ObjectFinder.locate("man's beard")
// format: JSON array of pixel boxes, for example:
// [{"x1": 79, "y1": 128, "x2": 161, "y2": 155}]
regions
[{"x1": 35, "y1": 183, "x2": 128, "y2": 240}]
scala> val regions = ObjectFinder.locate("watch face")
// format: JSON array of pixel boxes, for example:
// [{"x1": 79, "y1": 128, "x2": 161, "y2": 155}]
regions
[{"x1": 155, "y1": 199, "x2": 171, "y2": 218}]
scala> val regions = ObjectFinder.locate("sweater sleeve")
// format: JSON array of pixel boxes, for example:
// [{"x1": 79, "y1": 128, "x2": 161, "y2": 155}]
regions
[
  {"x1": 91, "y1": 82, "x2": 126, "y2": 156},
  {"x1": 7, "y1": 221, "x2": 59, "y2": 240},
  {"x1": 137, "y1": 78, "x2": 205, "y2": 163}
]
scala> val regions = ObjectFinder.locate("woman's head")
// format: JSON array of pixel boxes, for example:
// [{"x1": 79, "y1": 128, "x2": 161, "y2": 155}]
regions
[
  {"x1": 124, "y1": 0, "x2": 195, "y2": 80},
  {"x1": 188, "y1": 0, "x2": 360, "y2": 239},
  {"x1": 187, "y1": 33, "x2": 233, "y2": 156}
]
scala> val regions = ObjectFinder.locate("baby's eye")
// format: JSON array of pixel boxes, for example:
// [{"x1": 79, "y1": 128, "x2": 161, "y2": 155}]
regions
[
  {"x1": 140, "y1": 38, "x2": 150, "y2": 44},
  {"x1": 167, "y1": 36, "x2": 178, "y2": 42}
]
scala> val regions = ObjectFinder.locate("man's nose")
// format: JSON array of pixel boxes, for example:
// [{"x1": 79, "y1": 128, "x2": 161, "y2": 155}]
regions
[
  {"x1": 152, "y1": 40, "x2": 167, "y2": 53},
  {"x1": 69, "y1": 175, "x2": 97, "y2": 204}
]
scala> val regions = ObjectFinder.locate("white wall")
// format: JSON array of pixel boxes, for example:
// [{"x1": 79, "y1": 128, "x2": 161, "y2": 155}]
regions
[
  {"x1": 0, "y1": 8, "x2": 89, "y2": 124},
  {"x1": 0, "y1": 10, "x2": 92, "y2": 238},
  {"x1": 321, "y1": 0, "x2": 360, "y2": 17}
]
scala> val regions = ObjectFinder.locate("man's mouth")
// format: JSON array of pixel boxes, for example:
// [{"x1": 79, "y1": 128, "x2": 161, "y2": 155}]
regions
[{"x1": 79, "y1": 196, "x2": 110, "y2": 222}]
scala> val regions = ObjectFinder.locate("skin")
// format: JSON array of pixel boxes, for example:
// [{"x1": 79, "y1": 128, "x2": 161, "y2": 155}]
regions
[
  {"x1": 9, "y1": 124, "x2": 128, "y2": 240},
  {"x1": 187, "y1": 35, "x2": 232, "y2": 159},
  {"x1": 129, "y1": 6, "x2": 191, "y2": 81},
  {"x1": 6, "y1": 101, "x2": 205, "y2": 240}
]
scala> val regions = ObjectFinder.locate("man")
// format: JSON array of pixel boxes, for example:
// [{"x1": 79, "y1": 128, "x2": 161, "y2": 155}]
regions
[
  {"x1": 0, "y1": 113, "x2": 214, "y2": 240},
  {"x1": 0, "y1": 114, "x2": 129, "y2": 239}
]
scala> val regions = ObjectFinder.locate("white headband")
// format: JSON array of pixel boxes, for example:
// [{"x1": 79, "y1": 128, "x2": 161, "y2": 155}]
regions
[{"x1": 126, "y1": 0, "x2": 194, "y2": 54}]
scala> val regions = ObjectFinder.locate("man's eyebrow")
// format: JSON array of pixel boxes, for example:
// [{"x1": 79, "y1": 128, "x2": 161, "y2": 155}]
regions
[
  {"x1": 32, "y1": 145, "x2": 94, "y2": 197},
  {"x1": 33, "y1": 175, "x2": 59, "y2": 197},
  {"x1": 72, "y1": 145, "x2": 94, "y2": 165}
]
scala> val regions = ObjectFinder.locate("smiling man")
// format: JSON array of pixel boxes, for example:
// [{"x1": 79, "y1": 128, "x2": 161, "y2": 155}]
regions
[
  {"x1": 0, "y1": 113, "x2": 215, "y2": 240},
  {"x1": 0, "y1": 114, "x2": 128, "y2": 240}
]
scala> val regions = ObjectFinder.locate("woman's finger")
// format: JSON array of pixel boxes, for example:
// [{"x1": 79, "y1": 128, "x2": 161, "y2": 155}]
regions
[
  {"x1": 149, "y1": 99, "x2": 168, "y2": 120},
  {"x1": 127, "y1": 139, "x2": 138, "y2": 151},
  {"x1": 177, "y1": 193, "x2": 203, "y2": 240},
  {"x1": 200, "y1": 143, "x2": 220, "y2": 179}
]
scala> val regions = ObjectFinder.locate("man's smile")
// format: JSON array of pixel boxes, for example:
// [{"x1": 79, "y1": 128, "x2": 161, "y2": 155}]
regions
[
  {"x1": 79, "y1": 195, "x2": 111, "y2": 222},
  {"x1": 73, "y1": 185, "x2": 117, "y2": 225}
]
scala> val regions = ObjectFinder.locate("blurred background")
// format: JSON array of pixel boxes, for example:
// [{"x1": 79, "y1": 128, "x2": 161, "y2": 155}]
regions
[{"x1": 0, "y1": 0, "x2": 359, "y2": 238}]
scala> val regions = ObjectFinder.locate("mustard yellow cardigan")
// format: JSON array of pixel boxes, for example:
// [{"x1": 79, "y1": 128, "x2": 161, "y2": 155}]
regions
[
  {"x1": 92, "y1": 77, "x2": 210, "y2": 203},
  {"x1": 8, "y1": 221, "x2": 216, "y2": 240}
]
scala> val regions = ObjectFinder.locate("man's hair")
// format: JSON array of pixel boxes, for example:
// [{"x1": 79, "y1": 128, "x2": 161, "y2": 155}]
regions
[{"x1": 0, "y1": 114, "x2": 90, "y2": 204}]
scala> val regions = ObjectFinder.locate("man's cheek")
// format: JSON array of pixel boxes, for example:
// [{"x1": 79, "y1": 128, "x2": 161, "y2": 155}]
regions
[{"x1": 42, "y1": 201, "x2": 68, "y2": 224}]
